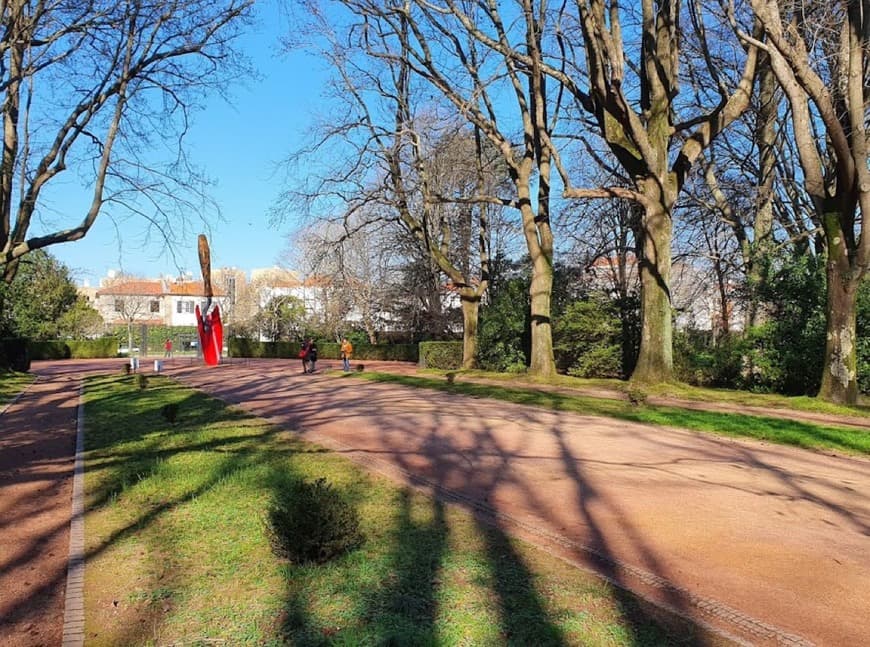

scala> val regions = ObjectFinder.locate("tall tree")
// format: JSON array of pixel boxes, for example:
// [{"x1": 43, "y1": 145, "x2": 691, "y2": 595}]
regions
[
  {"x1": 315, "y1": 0, "x2": 560, "y2": 375},
  {"x1": 536, "y1": 0, "x2": 759, "y2": 382},
  {"x1": 283, "y1": 1, "x2": 518, "y2": 368},
  {"x1": 0, "y1": 0, "x2": 252, "y2": 282},
  {"x1": 745, "y1": 0, "x2": 869, "y2": 404}
]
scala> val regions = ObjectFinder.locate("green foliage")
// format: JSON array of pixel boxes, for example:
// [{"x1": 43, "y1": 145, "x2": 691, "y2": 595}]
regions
[
  {"x1": 56, "y1": 297, "x2": 104, "y2": 339},
  {"x1": 477, "y1": 274, "x2": 529, "y2": 371},
  {"x1": 673, "y1": 331, "x2": 744, "y2": 388},
  {"x1": 553, "y1": 294, "x2": 623, "y2": 378},
  {"x1": 29, "y1": 337, "x2": 117, "y2": 360},
  {"x1": 674, "y1": 254, "x2": 841, "y2": 395},
  {"x1": 0, "y1": 250, "x2": 83, "y2": 340},
  {"x1": 746, "y1": 254, "x2": 827, "y2": 394},
  {"x1": 254, "y1": 295, "x2": 307, "y2": 342},
  {"x1": 265, "y1": 477, "x2": 363, "y2": 564},
  {"x1": 419, "y1": 341, "x2": 463, "y2": 370}
]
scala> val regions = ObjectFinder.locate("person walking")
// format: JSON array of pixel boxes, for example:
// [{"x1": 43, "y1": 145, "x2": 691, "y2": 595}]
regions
[
  {"x1": 340, "y1": 337, "x2": 353, "y2": 372},
  {"x1": 305, "y1": 338, "x2": 318, "y2": 373},
  {"x1": 163, "y1": 338, "x2": 173, "y2": 358},
  {"x1": 299, "y1": 339, "x2": 310, "y2": 374}
]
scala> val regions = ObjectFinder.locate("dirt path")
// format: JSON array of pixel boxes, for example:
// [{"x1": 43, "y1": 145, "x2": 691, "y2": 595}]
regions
[
  {"x1": 0, "y1": 374, "x2": 78, "y2": 646},
  {"x1": 168, "y1": 359, "x2": 870, "y2": 646},
  {"x1": 0, "y1": 360, "x2": 129, "y2": 647},
  {"x1": 2, "y1": 358, "x2": 868, "y2": 646}
]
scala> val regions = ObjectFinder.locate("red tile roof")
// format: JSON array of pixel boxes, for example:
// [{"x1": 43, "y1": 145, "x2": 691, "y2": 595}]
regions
[{"x1": 96, "y1": 280, "x2": 163, "y2": 296}]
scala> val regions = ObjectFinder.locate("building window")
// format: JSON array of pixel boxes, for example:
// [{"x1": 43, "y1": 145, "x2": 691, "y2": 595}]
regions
[
  {"x1": 150, "y1": 300, "x2": 160, "y2": 313},
  {"x1": 114, "y1": 299, "x2": 124, "y2": 312},
  {"x1": 177, "y1": 300, "x2": 194, "y2": 314}
]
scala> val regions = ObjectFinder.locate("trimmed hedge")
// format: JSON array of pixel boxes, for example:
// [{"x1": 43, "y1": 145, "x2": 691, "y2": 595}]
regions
[
  {"x1": 0, "y1": 338, "x2": 30, "y2": 371},
  {"x1": 419, "y1": 341, "x2": 463, "y2": 370},
  {"x1": 228, "y1": 338, "x2": 418, "y2": 362},
  {"x1": 28, "y1": 338, "x2": 118, "y2": 360},
  {"x1": 227, "y1": 339, "x2": 300, "y2": 358}
]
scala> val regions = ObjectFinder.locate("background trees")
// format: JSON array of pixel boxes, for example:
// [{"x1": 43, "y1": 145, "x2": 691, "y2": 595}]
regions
[
  {"x1": 0, "y1": 250, "x2": 99, "y2": 339},
  {"x1": 270, "y1": 1, "x2": 866, "y2": 402},
  {"x1": 743, "y1": 0, "x2": 869, "y2": 404}
]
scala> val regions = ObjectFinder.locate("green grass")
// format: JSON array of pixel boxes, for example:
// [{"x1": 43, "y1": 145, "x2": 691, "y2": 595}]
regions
[
  {"x1": 81, "y1": 374, "x2": 710, "y2": 646},
  {"x1": 0, "y1": 371, "x2": 35, "y2": 408},
  {"x1": 447, "y1": 370, "x2": 870, "y2": 418},
  {"x1": 363, "y1": 373, "x2": 870, "y2": 456}
]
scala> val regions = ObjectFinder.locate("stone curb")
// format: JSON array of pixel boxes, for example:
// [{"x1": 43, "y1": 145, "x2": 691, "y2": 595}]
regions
[{"x1": 61, "y1": 381, "x2": 86, "y2": 647}]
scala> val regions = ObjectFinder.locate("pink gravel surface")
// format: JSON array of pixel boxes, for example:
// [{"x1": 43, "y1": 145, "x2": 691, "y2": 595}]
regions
[{"x1": 2, "y1": 357, "x2": 868, "y2": 646}]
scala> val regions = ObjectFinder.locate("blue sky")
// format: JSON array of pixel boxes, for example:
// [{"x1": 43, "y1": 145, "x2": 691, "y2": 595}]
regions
[{"x1": 48, "y1": 1, "x2": 325, "y2": 285}]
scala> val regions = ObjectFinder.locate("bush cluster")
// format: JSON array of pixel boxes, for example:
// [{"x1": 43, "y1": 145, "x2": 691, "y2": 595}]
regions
[
  {"x1": 265, "y1": 477, "x2": 363, "y2": 564},
  {"x1": 28, "y1": 338, "x2": 117, "y2": 360},
  {"x1": 419, "y1": 341, "x2": 463, "y2": 370}
]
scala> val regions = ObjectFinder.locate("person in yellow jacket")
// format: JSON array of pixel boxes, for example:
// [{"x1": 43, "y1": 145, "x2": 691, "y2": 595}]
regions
[{"x1": 340, "y1": 337, "x2": 353, "y2": 372}]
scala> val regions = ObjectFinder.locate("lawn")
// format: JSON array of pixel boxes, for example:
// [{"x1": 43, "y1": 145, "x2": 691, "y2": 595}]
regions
[
  {"x1": 361, "y1": 372, "x2": 870, "y2": 456},
  {"x1": 446, "y1": 370, "x2": 870, "y2": 419},
  {"x1": 0, "y1": 371, "x2": 34, "y2": 409},
  {"x1": 81, "y1": 374, "x2": 712, "y2": 646}
]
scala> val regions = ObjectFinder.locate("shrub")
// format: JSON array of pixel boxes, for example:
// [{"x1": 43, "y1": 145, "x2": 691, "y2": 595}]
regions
[
  {"x1": 554, "y1": 295, "x2": 623, "y2": 378},
  {"x1": 419, "y1": 341, "x2": 463, "y2": 370},
  {"x1": 0, "y1": 338, "x2": 30, "y2": 371},
  {"x1": 265, "y1": 477, "x2": 363, "y2": 564},
  {"x1": 28, "y1": 337, "x2": 117, "y2": 360},
  {"x1": 477, "y1": 274, "x2": 530, "y2": 371}
]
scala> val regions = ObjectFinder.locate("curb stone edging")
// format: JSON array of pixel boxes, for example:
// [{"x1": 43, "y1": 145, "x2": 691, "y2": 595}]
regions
[{"x1": 61, "y1": 381, "x2": 86, "y2": 647}]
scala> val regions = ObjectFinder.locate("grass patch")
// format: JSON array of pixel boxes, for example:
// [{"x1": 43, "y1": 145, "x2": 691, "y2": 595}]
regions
[
  {"x1": 363, "y1": 373, "x2": 870, "y2": 456},
  {"x1": 450, "y1": 370, "x2": 870, "y2": 418},
  {"x1": 81, "y1": 374, "x2": 710, "y2": 646},
  {"x1": 0, "y1": 371, "x2": 35, "y2": 408}
]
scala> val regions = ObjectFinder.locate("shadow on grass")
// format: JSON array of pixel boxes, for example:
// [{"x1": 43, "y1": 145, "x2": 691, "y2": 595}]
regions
[{"x1": 76, "y1": 371, "x2": 721, "y2": 645}]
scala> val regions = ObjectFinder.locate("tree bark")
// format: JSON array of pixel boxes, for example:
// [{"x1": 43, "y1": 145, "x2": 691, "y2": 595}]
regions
[
  {"x1": 632, "y1": 187, "x2": 673, "y2": 384},
  {"x1": 818, "y1": 217, "x2": 859, "y2": 404},
  {"x1": 459, "y1": 291, "x2": 480, "y2": 369}
]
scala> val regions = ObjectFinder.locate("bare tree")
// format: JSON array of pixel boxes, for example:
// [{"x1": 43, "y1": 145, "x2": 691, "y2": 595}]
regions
[
  {"x1": 296, "y1": 1, "x2": 561, "y2": 375},
  {"x1": 0, "y1": 0, "x2": 253, "y2": 282},
  {"x1": 743, "y1": 0, "x2": 869, "y2": 404},
  {"x1": 291, "y1": 217, "x2": 407, "y2": 344},
  {"x1": 281, "y1": 2, "x2": 514, "y2": 368}
]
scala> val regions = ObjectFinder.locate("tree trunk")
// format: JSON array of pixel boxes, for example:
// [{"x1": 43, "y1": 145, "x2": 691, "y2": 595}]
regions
[
  {"x1": 631, "y1": 197, "x2": 674, "y2": 384},
  {"x1": 528, "y1": 250, "x2": 555, "y2": 376},
  {"x1": 460, "y1": 291, "x2": 480, "y2": 369},
  {"x1": 818, "y1": 247, "x2": 859, "y2": 405}
]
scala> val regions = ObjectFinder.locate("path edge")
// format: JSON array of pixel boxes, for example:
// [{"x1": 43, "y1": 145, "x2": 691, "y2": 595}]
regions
[{"x1": 61, "y1": 381, "x2": 85, "y2": 646}]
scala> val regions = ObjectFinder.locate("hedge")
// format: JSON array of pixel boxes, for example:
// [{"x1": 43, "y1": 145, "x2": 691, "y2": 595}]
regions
[
  {"x1": 0, "y1": 338, "x2": 30, "y2": 371},
  {"x1": 228, "y1": 339, "x2": 418, "y2": 362},
  {"x1": 419, "y1": 341, "x2": 463, "y2": 370},
  {"x1": 28, "y1": 338, "x2": 118, "y2": 360}
]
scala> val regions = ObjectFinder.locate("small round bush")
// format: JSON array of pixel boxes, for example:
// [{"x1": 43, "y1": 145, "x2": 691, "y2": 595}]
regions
[{"x1": 265, "y1": 477, "x2": 363, "y2": 564}]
